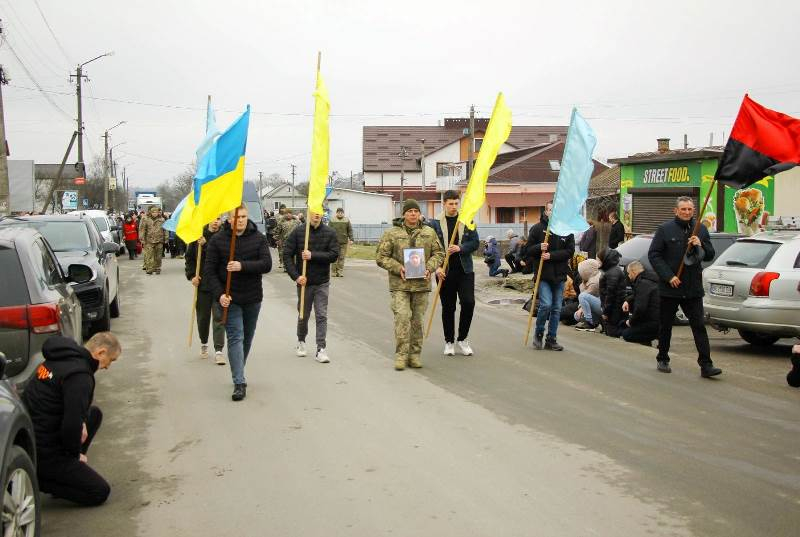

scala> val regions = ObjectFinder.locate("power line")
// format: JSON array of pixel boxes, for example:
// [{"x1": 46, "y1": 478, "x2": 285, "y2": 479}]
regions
[
  {"x1": 0, "y1": 0, "x2": 68, "y2": 78},
  {"x1": 2, "y1": 38, "x2": 73, "y2": 121},
  {"x1": 31, "y1": 0, "x2": 72, "y2": 65}
]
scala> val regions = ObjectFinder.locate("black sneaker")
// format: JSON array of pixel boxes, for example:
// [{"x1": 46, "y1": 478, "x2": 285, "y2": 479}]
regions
[
  {"x1": 657, "y1": 360, "x2": 672, "y2": 373},
  {"x1": 574, "y1": 321, "x2": 596, "y2": 332},
  {"x1": 532, "y1": 333, "x2": 544, "y2": 350},
  {"x1": 231, "y1": 383, "x2": 246, "y2": 401},
  {"x1": 544, "y1": 337, "x2": 564, "y2": 351},
  {"x1": 700, "y1": 364, "x2": 722, "y2": 378}
]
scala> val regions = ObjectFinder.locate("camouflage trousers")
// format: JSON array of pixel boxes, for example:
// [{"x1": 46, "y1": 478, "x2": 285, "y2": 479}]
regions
[
  {"x1": 332, "y1": 242, "x2": 348, "y2": 276},
  {"x1": 390, "y1": 290, "x2": 429, "y2": 365},
  {"x1": 143, "y1": 243, "x2": 163, "y2": 273}
]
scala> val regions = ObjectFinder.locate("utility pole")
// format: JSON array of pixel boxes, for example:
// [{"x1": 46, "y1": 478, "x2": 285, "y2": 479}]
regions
[
  {"x1": 467, "y1": 105, "x2": 475, "y2": 180},
  {"x1": 258, "y1": 171, "x2": 263, "y2": 200},
  {"x1": 290, "y1": 163, "x2": 297, "y2": 209},
  {"x1": 399, "y1": 145, "x2": 409, "y2": 205},
  {"x1": 0, "y1": 63, "x2": 10, "y2": 216},
  {"x1": 102, "y1": 121, "x2": 125, "y2": 210},
  {"x1": 420, "y1": 138, "x2": 426, "y2": 191},
  {"x1": 349, "y1": 170, "x2": 353, "y2": 190}
]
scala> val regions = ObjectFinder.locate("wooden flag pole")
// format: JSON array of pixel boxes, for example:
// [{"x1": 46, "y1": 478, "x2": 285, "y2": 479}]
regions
[
  {"x1": 188, "y1": 241, "x2": 203, "y2": 347},
  {"x1": 523, "y1": 228, "x2": 551, "y2": 346},
  {"x1": 675, "y1": 178, "x2": 716, "y2": 280},
  {"x1": 221, "y1": 208, "x2": 240, "y2": 324},
  {"x1": 425, "y1": 224, "x2": 460, "y2": 339}
]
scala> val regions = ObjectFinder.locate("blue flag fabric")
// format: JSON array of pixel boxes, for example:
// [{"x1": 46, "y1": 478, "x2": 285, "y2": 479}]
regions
[{"x1": 548, "y1": 108, "x2": 597, "y2": 237}]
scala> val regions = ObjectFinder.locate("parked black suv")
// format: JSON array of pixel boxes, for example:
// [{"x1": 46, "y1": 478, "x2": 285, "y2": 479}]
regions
[
  {"x1": 0, "y1": 227, "x2": 91, "y2": 388},
  {"x1": 0, "y1": 215, "x2": 120, "y2": 337}
]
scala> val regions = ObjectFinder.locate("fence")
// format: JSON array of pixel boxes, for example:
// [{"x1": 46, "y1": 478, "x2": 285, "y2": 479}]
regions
[{"x1": 352, "y1": 222, "x2": 529, "y2": 243}]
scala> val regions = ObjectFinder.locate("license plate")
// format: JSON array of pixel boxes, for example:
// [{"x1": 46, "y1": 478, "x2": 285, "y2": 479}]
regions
[{"x1": 710, "y1": 283, "x2": 733, "y2": 297}]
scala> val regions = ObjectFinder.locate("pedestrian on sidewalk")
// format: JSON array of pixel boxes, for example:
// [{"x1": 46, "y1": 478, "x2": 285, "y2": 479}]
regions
[
  {"x1": 377, "y1": 199, "x2": 445, "y2": 371},
  {"x1": 139, "y1": 206, "x2": 166, "y2": 274},
  {"x1": 284, "y1": 211, "x2": 339, "y2": 363},
  {"x1": 608, "y1": 210, "x2": 625, "y2": 249},
  {"x1": 205, "y1": 205, "x2": 272, "y2": 401},
  {"x1": 21, "y1": 333, "x2": 121, "y2": 506},
  {"x1": 648, "y1": 196, "x2": 721, "y2": 377},
  {"x1": 122, "y1": 215, "x2": 139, "y2": 260},
  {"x1": 523, "y1": 201, "x2": 575, "y2": 350},
  {"x1": 621, "y1": 261, "x2": 660, "y2": 345},
  {"x1": 429, "y1": 190, "x2": 480, "y2": 357},
  {"x1": 329, "y1": 207, "x2": 353, "y2": 277},
  {"x1": 579, "y1": 220, "x2": 598, "y2": 259},
  {"x1": 598, "y1": 248, "x2": 627, "y2": 337},
  {"x1": 574, "y1": 257, "x2": 602, "y2": 331},
  {"x1": 185, "y1": 217, "x2": 226, "y2": 365}
]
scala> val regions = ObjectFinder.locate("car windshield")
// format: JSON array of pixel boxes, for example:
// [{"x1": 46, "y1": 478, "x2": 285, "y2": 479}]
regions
[
  {"x1": 4, "y1": 221, "x2": 93, "y2": 252},
  {"x1": 713, "y1": 240, "x2": 781, "y2": 269},
  {"x1": 92, "y1": 217, "x2": 109, "y2": 232},
  {"x1": 614, "y1": 236, "x2": 651, "y2": 261}
]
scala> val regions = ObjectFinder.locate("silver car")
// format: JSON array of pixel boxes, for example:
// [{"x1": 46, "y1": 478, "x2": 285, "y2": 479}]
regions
[{"x1": 703, "y1": 230, "x2": 800, "y2": 345}]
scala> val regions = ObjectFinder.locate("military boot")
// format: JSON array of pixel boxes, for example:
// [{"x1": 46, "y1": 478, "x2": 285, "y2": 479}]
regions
[
  {"x1": 394, "y1": 356, "x2": 406, "y2": 371},
  {"x1": 409, "y1": 355, "x2": 422, "y2": 368},
  {"x1": 544, "y1": 336, "x2": 564, "y2": 351},
  {"x1": 532, "y1": 333, "x2": 545, "y2": 350}
]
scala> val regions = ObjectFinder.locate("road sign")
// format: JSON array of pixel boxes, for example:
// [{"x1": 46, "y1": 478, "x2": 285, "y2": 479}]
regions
[
  {"x1": 109, "y1": 177, "x2": 117, "y2": 191},
  {"x1": 61, "y1": 190, "x2": 78, "y2": 211},
  {"x1": 74, "y1": 177, "x2": 86, "y2": 185},
  {"x1": 82, "y1": 198, "x2": 89, "y2": 207}
]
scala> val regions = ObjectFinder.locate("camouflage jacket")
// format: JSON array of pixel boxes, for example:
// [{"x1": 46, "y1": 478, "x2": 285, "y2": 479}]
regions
[
  {"x1": 139, "y1": 214, "x2": 166, "y2": 244},
  {"x1": 273, "y1": 217, "x2": 298, "y2": 243},
  {"x1": 376, "y1": 218, "x2": 445, "y2": 292},
  {"x1": 329, "y1": 216, "x2": 353, "y2": 245}
]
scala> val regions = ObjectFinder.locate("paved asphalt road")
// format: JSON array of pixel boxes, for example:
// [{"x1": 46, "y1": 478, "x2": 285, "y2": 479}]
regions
[{"x1": 41, "y1": 253, "x2": 799, "y2": 537}]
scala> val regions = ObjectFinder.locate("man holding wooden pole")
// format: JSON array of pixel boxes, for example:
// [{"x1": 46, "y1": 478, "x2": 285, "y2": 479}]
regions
[{"x1": 205, "y1": 205, "x2": 271, "y2": 401}]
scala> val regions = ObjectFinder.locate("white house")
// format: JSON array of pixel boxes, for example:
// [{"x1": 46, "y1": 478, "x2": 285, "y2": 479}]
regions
[
  {"x1": 261, "y1": 183, "x2": 306, "y2": 212},
  {"x1": 262, "y1": 184, "x2": 393, "y2": 224}
]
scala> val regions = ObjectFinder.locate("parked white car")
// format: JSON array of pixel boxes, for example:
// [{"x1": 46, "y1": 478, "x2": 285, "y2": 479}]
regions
[
  {"x1": 703, "y1": 230, "x2": 800, "y2": 345},
  {"x1": 68, "y1": 210, "x2": 123, "y2": 254}
]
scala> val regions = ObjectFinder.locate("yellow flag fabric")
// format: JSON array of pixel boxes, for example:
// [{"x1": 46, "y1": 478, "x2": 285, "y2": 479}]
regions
[
  {"x1": 307, "y1": 70, "x2": 330, "y2": 215},
  {"x1": 458, "y1": 93, "x2": 512, "y2": 230}
]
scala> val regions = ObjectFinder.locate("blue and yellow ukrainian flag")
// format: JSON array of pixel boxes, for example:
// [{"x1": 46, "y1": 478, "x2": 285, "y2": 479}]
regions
[{"x1": 169, "y1": 106, "x2": 251, "y2": 243}]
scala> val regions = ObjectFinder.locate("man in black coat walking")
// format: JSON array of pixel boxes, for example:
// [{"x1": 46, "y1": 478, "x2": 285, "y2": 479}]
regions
[
  {"x1": 205, "y1": 204, "x2": 272, "y2": 401},
  {"x1": 21, "y1": 332, "x2": 121, "y2": 506},
  {"x1": 608, "y1": 210, "x2": 625, "y2": 249},
  {"x1": 523, "y1": 201, "x2": 575, "y2": 351},
  {"x1": 283, "y1": 210, "x2": 339, "y2": 363},
  {"x1": 648, "y1": 196, "x2": 721, "y2": 377},
  {"x1": 621, "y1": 261, "x2": 660, "y2": 345}
]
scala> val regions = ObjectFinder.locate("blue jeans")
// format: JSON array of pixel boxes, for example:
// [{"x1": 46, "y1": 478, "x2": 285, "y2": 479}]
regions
[
  {"x1": 535, "y1": 280, "x2": 565, "y2": 339},
  {"x1": 224, "y1": 302, "x2": 261, "y2": 385},
  {"x1": 577, "y1": 292, "x2": 602, "y2": 324}
]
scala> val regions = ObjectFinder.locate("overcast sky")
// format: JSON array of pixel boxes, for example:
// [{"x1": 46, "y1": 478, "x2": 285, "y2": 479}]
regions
[{"x1": 2, "y1": 0, "x2": 799, "y2": 189}]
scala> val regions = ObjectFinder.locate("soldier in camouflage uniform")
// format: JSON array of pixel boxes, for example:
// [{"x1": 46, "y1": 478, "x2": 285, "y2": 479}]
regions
[
  {"x1": 273, "y1": 210, "x2": 298, "y2": 270},
  {"x1": 329, "y1": 208, "x2": 353, "y2": 277},
  {"x1": 139, "y1": 206, "x2": 166, "y2": 274},
  {"x1": 376, "y1": 199, "x2": 445, "y2": 371}
]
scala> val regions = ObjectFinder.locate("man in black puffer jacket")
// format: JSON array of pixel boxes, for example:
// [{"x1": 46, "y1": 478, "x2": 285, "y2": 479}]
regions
[
  {"x1": 598, "y1": 248, "x2": 627, "y2": 337},
  {"x1": 283, "y1": 210, "x2": 339, "y2": 363},
  {"x1": 621, "y1": 261, "x2": 660, "y2": 345},
  {"x1": 522, "y1": 201, "x2": 575, "y2": 350},
  {"x1": 648, "y1": 196, "x2": 720, "y2": 377},
  {"x1": 205, "y1": 205, "x2": 272, "y2": 401},
  {"x1": 21, "y1": 333, "x2": 121, "y2": 506}
]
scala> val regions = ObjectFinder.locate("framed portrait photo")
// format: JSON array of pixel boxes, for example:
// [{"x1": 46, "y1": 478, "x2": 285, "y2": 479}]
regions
[{"x1": 403, "y1": 247, "x2": 426, "y2": 279}]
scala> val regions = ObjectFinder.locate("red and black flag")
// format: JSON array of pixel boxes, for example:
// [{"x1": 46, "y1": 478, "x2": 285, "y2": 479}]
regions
[{"x1": 716, "y1": 94, "x2": 800, "y2": 188}]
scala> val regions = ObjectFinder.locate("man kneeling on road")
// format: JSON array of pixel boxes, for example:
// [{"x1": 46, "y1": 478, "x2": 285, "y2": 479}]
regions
[
  {"x1": 283, "y1": 210, "x2": 339, "y2": 363},
  {"x1": 22, "y1": 332, "x2": 121, "y2": 506},
  {"x1": 621, "y1": 261, "x2": 660, "y2": 345}
]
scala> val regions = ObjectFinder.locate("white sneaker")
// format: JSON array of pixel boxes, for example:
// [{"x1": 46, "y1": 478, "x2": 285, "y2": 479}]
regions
[
  {"x1": 296, "y1": 341, "x2": 307, "y2": 357},
  {"x1": 200, "y1": 344, "x2": 209, "y2": 359},
  {"x1": 315, "y1": 348, "x2": 330, "y2": 363},
  {"x1": 443, "y1": 342, "x2": 455, "y2": 356},
  {"x1": 215, "y1": 351, "x2": 225, "y2": 365},
  {"x1": 456, "y1": 340, "x2": 474, "y2": 356}
]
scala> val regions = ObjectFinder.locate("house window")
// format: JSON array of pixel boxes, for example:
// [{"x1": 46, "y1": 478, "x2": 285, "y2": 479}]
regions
[
  {"x1": 273, "y1": 201, "x2": 280, "y2": 210},
  {"x1": 496, "y1": 207, "x2": 515, "y2": 223},
  {"x1": 475, "y1": 138, "x2": 483, "y2": 152},
  {"x1": 436, "y1": 162, "x2": 454, "y2": 176},
  {"x1": 549, "y1": 160, "x2": 561, "y2": 171}
]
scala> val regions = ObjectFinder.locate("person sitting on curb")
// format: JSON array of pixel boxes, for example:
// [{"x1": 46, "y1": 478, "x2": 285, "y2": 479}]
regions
[
  {"x1": 787, "y1": 344, "x2": 800, "y2": 388},
  {"x1": 598, "y1": 248, "x2": 627, "y2": 338},
  {"x1": 21, "y1": 333, "x2": 121, "y2": 506},
  {"x1": 484, "y1": 236, "x2": 508, "y2": 278},
  {"x1": 621, "y1": 261, "x2": 661, "y2": 346},
  {"x1": 574, "y1": 257, "x2": 602, "y2": 331}
]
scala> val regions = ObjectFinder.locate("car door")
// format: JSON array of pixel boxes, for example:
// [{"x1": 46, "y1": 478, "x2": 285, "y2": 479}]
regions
[
  {"x1": 40, "y1": 237, "x2": 82, "y2": 337},
  {"x1": 89, "y1": 221, "x2": 117, "y2": 302},
  {"x1": 30, "y1": 239, "x2": 80, "y2": 341}
]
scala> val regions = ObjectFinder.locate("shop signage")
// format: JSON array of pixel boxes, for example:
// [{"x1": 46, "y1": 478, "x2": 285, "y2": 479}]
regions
[{"x1": 642, "y1": 166, "x2": 690, "y2": 184}]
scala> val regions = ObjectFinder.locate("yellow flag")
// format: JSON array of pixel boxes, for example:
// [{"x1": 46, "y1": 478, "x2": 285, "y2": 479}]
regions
[
  {"x1": 307, "y1": 70, "x2": 330, "y2": 215},
  {"x1": 458, "y1": 93, "x2": 512, "y2": 230}
]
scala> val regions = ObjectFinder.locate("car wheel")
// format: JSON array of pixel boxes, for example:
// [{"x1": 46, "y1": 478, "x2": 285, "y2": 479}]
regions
[
  {"x1": 2, "y1": 446, "x2": 41, "y2": 537},
  {"x1": 738, "y1": 330, "x2": 780, "y2": 346},
  {"x1": 92, "y1": 294, "x2": 111, "y2": 334},
  {"x1": 109, "y1": 289, "x2": 120, "y2": 319}
]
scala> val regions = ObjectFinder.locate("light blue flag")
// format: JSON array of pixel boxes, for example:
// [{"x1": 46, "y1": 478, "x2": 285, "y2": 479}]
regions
[
  {"x1": 162, "y1": 195, "x2": 186, "y2": 232},
  {"x1": 548, "y1": 108, "x2": 597, "y2": 237}
]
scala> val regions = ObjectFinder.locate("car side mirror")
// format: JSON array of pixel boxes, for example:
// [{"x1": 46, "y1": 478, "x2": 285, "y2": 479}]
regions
[
  {"x1": 102, "y1": 242, "x2": 120, "y2": 254},
  {"x1": 0, "y1": 352, "x2": 6, "y2": 379},
  {"x1": 68, "y1": 264, "x2": 93, "y2": 284}
]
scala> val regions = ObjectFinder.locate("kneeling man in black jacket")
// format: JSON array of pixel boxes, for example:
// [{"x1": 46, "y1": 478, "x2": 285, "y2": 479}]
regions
[
  {"x1": 22, "y1": 333, "x2": 121, "y2": 506},
  {"x1": 621, "y1": 261, "x2": 660, "y2": 345}
]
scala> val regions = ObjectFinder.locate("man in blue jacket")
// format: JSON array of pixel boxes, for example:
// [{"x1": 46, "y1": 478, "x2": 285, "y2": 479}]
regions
[{"x1": 430, "y1": 190, "x2": 480, "y2": 356}]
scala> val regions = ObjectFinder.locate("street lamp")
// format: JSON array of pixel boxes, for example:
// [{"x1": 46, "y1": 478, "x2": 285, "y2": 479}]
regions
[{"x1": 103, "y1": 121, "x2": 126, "y2": 209}]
